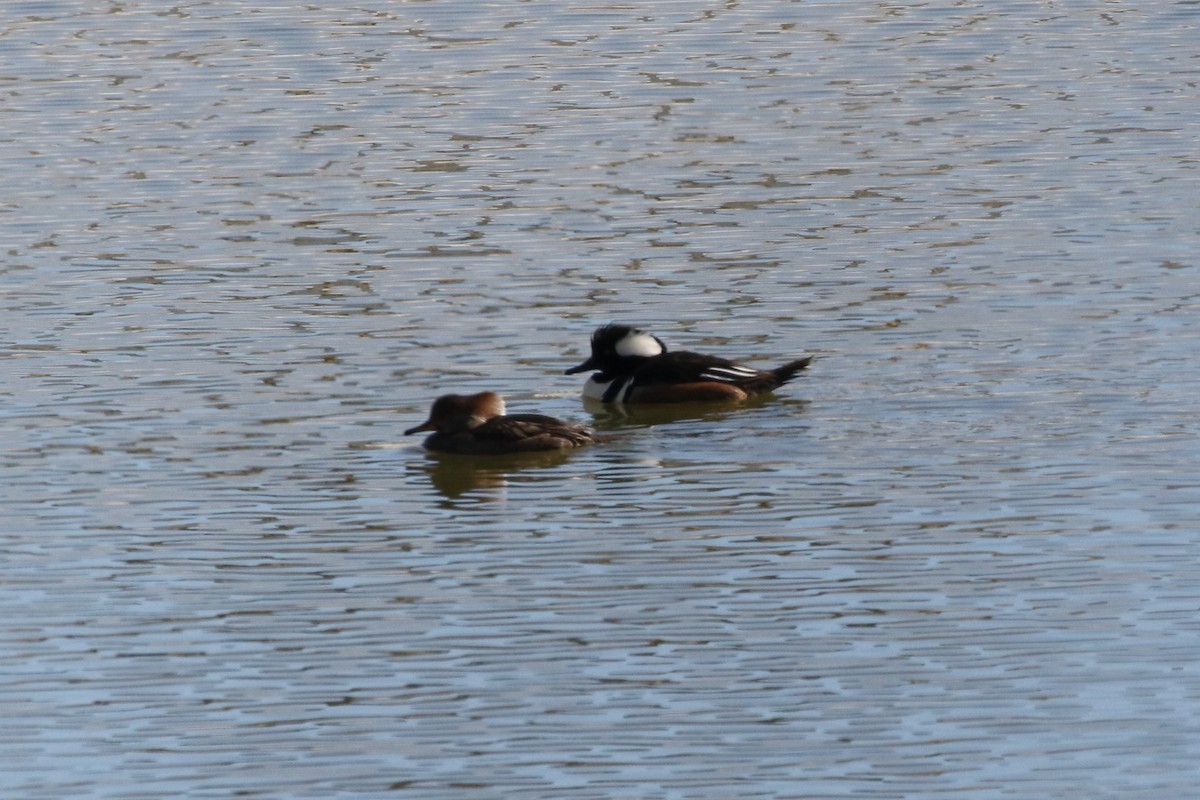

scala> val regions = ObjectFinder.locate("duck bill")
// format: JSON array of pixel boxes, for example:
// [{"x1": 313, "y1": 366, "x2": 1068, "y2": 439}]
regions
[
  {"x1": 404, "y1": 419, "x2": 436, "y2": 435},
  {"x1": 564, "y1": 357, "x2": 597, "y2": 375}
]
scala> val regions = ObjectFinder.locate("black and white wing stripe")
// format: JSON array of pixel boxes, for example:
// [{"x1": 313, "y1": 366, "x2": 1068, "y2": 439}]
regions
[{"x1": 698, "y1": 364, "x2": 762, "y2": 383}]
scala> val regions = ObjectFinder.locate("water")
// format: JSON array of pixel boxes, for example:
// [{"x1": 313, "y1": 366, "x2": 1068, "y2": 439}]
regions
[{"x1": 3, "y1": 2, "x2": 1198, "y2": 798}]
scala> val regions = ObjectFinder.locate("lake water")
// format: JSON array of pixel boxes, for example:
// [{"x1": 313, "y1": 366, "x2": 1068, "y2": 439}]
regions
[{"x1": 3, "y1": 1, "x2": 1198, "y2": 798}]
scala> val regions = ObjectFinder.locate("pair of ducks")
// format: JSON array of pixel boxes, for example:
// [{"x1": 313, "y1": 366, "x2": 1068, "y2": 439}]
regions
[{"x1": 406, "y1": 324, "x2": 813, "y2": 455}]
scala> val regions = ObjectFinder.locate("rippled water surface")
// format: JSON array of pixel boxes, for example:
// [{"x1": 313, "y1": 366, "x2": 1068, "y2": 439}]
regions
[{"x1": 3, "y1": 1, "x2": 1199, "y2": 798}]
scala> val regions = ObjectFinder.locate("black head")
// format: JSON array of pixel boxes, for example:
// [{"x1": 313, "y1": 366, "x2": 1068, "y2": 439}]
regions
[{"x1": 565, "y1": 324, "x2": 667, "y2": 375}]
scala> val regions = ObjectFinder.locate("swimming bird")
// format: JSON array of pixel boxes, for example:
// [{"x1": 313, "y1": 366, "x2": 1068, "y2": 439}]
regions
[
  {"x1": 565, "y1": 323, "x2": 811, "y2": 404},
  {"x1": 406, "y1": 391, "x2": 595, "y2": 454}
]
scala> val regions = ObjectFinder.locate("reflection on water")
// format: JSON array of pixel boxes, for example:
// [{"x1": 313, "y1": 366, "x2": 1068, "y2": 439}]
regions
[
  {"x1": 410, "y1": 449, "x2": 580, "y2": 500},
  {"x1": 3, "y1": 1, "x2": 1199, "y2": 798},
  {"x1": 584, "y1": 395, "x2": 759, "y2": 427}
]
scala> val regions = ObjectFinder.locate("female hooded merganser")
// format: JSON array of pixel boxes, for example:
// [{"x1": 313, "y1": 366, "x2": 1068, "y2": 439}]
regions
[
  {"x1": 565, "y1": 324, "x2": 812, "y2": 404},
  {"x1": 406, "y1": 391, "x2": 595, "y2": 455}
]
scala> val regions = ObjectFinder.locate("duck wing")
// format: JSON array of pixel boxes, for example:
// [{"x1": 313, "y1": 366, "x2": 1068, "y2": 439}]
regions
[
  {"x1": 634, "y1": 351, "x2": 768, "y2": 385},
  {"x1": 636, "y1": 351, "x2": 811, "y2": 393},
  {"x1": 476, "y1": 415, "x2": 594, "y2": 448}
]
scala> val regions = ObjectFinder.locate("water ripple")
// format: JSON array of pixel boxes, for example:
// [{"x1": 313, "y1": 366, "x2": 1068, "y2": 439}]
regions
[{"x1": 3, "y1": 2, "x2": 1199, "y2": 798}]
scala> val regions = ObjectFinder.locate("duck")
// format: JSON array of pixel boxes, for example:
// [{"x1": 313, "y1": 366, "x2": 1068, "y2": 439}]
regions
[
  {"x1": 565, "y1": 323, "x2": 811, "y2": 404},
  {"x1": 405, "y1": 391, "x2": 595, "y2": 455}
]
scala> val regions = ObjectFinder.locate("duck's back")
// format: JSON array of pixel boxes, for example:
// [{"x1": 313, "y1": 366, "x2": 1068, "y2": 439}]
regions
[{"x1": 424, "y1": 414, "x2": 593, "y2": 454}]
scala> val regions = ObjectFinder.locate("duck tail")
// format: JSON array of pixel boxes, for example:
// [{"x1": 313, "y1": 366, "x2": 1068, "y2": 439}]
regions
[{"x1": 771, "y1": 356, "x2": 813, "y2": 386}]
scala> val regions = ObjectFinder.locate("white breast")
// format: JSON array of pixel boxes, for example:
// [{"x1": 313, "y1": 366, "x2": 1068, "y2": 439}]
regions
[{"x1": 582, "y1": 376, "x2": 613, "y2": 401}]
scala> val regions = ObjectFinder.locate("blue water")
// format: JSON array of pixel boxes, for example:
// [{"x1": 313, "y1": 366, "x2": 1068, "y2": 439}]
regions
[{"x1": 2, "y1": 2, "x2": 1198, "y2": 798}]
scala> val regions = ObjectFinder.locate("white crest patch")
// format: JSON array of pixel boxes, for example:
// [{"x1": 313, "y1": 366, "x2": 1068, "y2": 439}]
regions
[{"x1": 614, "y1": 331, "x2": 664, "y2": 358}]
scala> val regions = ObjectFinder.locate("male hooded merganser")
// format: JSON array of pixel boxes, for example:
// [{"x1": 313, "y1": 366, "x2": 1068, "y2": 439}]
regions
[
  {"x1": 565, "y1": 324, "x2": 812, "y2": 404},
  {"x1": 405, "y1": 391, "x2": 595, "y2": 455}
]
